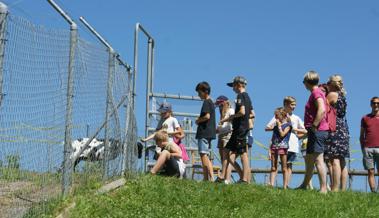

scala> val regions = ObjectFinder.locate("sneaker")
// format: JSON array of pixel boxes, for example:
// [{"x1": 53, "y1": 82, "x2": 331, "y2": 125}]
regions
[
  {"x1": 236, "y1": 179, "x2": 248, "y2": 184},
  {"x1": 215, "y1": 177, "x2": 225, "y2": 183}
]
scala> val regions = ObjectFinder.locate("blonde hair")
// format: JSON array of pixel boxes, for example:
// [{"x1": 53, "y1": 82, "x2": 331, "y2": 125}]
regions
[
  {"x1": 303, "y1": 70, "x2": 319, "y2": 86},
  {"x1": 283, "y1": 96, "x2": 296, "y2": 106},
  {"x1": 328, "y1": 74, "x2": 346, "y2": 96},
  {"x1": 221, "y1": 100, "x2": 232, "y2": 119},
  {"x1": 154, "y1": 130, "x2": 169, "y2": 143},
  {"x1": 275, "y1": 107, "x2": 290, "y2": 122}
]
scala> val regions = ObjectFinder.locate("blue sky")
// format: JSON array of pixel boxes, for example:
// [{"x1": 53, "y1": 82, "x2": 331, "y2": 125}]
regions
[{"x1": 4, "y1": 0, "x2": 379, "y2": 190}]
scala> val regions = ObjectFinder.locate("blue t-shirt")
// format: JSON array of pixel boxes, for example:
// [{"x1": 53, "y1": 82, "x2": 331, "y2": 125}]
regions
[{"x1": 271, "y1": 122, "x2": 292, "y2": 149}]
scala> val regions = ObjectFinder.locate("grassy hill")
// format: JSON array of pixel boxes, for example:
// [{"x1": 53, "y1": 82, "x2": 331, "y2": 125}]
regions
[{"x1": 27, "y1": 175, "x2": 379, "y2": 218}]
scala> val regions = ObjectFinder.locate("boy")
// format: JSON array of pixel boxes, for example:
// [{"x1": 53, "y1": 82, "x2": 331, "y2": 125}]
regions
[
  {"x1": 150, "y1": 130, "x2": 185, "y2": 178},
  {"x1": 360, "y1": 96, "x2": 379, "y2": 193},
  {"x1": 223, "y1": 76, "x2": 255, "y2": 183},
  {"x1": 195, "y1": 81, "x2": 216, "y2": 181}
]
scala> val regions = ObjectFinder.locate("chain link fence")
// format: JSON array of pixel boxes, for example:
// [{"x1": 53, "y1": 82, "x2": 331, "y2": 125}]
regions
[{"x1": 0, "y1": 7, "x2": 138, "y2": 218}]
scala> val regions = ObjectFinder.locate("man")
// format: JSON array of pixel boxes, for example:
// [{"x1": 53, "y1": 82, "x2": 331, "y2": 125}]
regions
[{"x1": 360, "y1": 96, "x2": 379, "y2": 193}]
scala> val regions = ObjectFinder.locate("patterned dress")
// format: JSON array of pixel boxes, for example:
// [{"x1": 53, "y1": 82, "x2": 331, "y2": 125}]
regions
[{"x1": 326, "y1": 92, "x2": 350, "y2": 158}]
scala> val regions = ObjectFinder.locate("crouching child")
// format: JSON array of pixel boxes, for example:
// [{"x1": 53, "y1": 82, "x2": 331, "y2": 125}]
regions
[{"x1": 150, "y1": 130, "x2": 186, "y2": 178}]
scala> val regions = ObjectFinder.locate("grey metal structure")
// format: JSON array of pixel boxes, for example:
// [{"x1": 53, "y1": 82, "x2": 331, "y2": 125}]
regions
[
  {"x1": 0, "y1": 2, "x2": 7, "y2": 108},
  {"x1": 47, "y1": 0, "x2": 77, "y2": 196},
  {"x1": 133, "y1": 23, "x2": 203, "y2": 172},
  {"x1": 79, "y1": 16, "x2": 133, "y2": 180}
]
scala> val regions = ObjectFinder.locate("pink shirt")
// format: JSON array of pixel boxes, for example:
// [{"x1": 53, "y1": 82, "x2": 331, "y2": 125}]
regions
[{"x1": 304, "y1": 87, "x2": 329, "y2": 131}]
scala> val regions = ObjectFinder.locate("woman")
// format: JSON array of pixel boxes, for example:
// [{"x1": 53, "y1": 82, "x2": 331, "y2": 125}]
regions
[
  {"x1": 297, "y1": 70, "x2": 328, "y2": 193},
  {"x1": 214, "y1": 95, "x2": 234, "y2": 184},
  {"x1": 325, "y1": 74, "x2": 350, "y2": 192}
]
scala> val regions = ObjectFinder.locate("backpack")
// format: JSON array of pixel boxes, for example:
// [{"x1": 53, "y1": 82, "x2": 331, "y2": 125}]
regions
[
  {"x1": 173, "y1": 137, "x2": 190, "y2": 162},
  {"x1": 318, "y1": 84, "x2": 337, "y2": 132},
  {"x1": 325, "y1": 98, "x2": 337, "y2": 132}
]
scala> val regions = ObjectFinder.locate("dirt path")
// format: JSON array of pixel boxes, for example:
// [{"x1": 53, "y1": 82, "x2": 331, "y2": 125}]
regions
[{"x1": 0, "y1": 180, "x2": 60, "y2": 218}]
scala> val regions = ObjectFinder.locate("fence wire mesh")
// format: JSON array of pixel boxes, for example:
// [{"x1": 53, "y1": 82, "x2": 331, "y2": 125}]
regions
[{"x1": 0, "y1": 12, "x2": 138, "y2": 218}]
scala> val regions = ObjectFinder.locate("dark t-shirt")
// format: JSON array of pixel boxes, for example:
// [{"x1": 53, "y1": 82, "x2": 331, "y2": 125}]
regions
[
  {"x1": 361, "y1": 114, "x2": 379, "y2": 147},
  {"x1": 232, "y1": 92, "x2": 253, "y2": 132},
  {"x1": 196, "y1": 98, "x2": 216, "y2": 140}
]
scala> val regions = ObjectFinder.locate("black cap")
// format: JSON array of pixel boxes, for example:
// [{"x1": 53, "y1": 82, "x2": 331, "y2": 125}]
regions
[{"x1": 227, "y1": 76, "x2": 247, "y2": 87}]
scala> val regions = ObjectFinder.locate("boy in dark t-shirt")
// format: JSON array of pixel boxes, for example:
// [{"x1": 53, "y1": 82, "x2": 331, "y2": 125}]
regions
[
  {"x1": 223, "y1": 76, "x2": 255, "y2": 183},
  {"x1": 195, "y1": 81, "x2": 216, "y2": 181}
]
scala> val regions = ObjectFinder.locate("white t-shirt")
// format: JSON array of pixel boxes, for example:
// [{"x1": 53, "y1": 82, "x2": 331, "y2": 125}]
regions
[
  {"x1": 217, "y1": 108, "x2": 235, "y2": 135},
  {"x1": 266, "y1": 114, "x2": 305, "y2": 153},
  {"x1": 156, "y1": 116, "x2": 180, "y2": 142}
]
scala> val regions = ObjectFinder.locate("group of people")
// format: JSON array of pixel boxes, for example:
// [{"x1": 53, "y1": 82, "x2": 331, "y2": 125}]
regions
[{"x1": 144, "y1": 70, "x2": 379, "y2": 193}]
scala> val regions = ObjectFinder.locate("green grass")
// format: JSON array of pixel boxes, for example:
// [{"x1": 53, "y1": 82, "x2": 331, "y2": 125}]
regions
[{"x1": 54, "y1": 175, "x2": 379, "y2": 218}]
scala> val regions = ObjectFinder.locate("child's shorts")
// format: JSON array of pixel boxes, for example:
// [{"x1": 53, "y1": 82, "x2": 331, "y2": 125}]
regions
[
  {"x1": 225, "y1": 129, "x2": 249, "y2": 155},
  {"x1": 162, "y1": 157, "x2": 185, "y2": 178},
  {"x1": 287, "y1": 151, "x2": 297, "y2": 163},
  {"x1": 270, "y1": 147, "x2": 288, "y2": 155},
  {"x1": 217, "y1": 133, "x2": 231, "y2": 148},
  {"x1": 198, "y1": 138, "x2": 211, "y2": 155}
]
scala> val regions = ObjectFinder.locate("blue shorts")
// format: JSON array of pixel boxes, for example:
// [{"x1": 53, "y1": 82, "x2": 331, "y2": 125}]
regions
[
  {"x1": 198, "y1": 138, "x2": 211, "y2": 155},
  {"x1": 306, "y1": 129, "x2": 328, "y2": 154},
  {"x1": 287, "y1": 151, "x2": 297, "y2": 164}
]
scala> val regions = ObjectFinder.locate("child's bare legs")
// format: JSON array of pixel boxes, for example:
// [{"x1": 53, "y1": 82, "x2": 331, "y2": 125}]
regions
[
  {"x1": 151, "y1": 150, "x2": 171, "y2": 174},
  {"x1": 287, "y1": 163, "x2": 293, "y2": 188},
  {"x1": 269, "y1": 151, "x2": 278, "y2": 187},
  {"x1": 280, "y1": 154, "x2": 288, "y2": 189},
  {"x1": 219, "y1": 148, "x2": 232, "y2": 181},
  {"x1": 200, "y1": 153, "x2": 214, "y2": 181},
  {"x1": 227, "y1": 151, "x2": 243, "y2": 180},
  {"x1": 241, "y1": 151, "x2": 250, "y2": 182}
]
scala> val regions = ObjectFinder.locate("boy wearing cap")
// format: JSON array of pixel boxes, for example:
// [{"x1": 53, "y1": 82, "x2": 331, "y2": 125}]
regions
[
  {"x1": 223, "y1": 76, "x2": 255, "y2": 183},
  {"x1": 195, "y1": 81, "x2": 216, "y2": 181},
  {"x1": 142, "y1": 102, "x2": 184, "y2": 143}
]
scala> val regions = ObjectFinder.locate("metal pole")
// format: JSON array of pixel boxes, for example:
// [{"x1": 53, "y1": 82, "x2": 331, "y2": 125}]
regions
[
  {"x1": 0, "y1": 2, "x2": 8, "y2": 108},
  {"x1": 47, "y1": 0, "x2": 77, "y2": 196},
  {"x1": 144, "y1": 38, "x2": 153, "y2": 172},
  {"x1": 103, "y1": 49, "x2": 115, "y2": 181},
  {"x1": 122, "y1": 67, "x2": 133, "y2": 174},
  {"x1": 150, "y1": 92, "x2": 201, "y2": 101},
  {"x1": 132, "y1": 24, "x2": 139, "y2": 108},
  {"x1": 134, "y1": 23, "x2": 155, "y2": 172}
]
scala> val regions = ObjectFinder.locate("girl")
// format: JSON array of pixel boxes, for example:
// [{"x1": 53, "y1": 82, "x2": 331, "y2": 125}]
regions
[
  {"x1": 267, "y1": 107, "x2": 292, "y2": 189},
  {"x1": 214, "y1": 95, "x2": 235, "y2": 184}
]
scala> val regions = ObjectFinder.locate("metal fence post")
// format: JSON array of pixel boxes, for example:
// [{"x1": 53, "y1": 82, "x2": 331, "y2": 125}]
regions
[
  {"x1": 0, "y1": 2, "x2": 8, "y2": 108},
  {"x1": 103, "y1": 48, "x2": 115, "y2": 181},
  {"x1": 122, "y1": 67, "x2": 133, "y2": 174},
  {"x1": 144, "y1": 38, "x2": 153, "y2": 172},
  {"x1": 47, "y1": 0, "x2": 77, "y2": 196}
]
